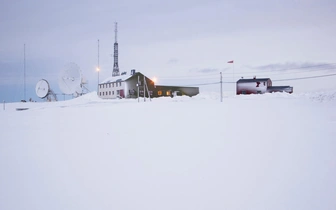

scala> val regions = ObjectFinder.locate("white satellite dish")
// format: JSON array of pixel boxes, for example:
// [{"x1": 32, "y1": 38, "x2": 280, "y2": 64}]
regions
[
  {"x1": 58, "y1": 63, "x2": 82, "y2": 95},
  {"x1": 36, "y1": 79, "x2": 49, "y2": 98},
  {"x1": 35, "y1": 79, "x2": 57, "y2": 101}
]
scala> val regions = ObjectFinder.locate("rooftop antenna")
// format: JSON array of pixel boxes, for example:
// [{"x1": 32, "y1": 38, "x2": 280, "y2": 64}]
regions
[{"x1": 112, "y1": 22, "x2": 120, "y2": 77}]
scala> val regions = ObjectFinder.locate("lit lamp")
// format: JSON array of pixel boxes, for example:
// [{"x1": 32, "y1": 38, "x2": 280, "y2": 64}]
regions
[{"x1": 152, "y1": 77, "x2": 157, "y2": 88}]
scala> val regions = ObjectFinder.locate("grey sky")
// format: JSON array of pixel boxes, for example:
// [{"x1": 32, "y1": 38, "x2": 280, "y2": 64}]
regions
[{"x1": 1, "y1": 0, "x2": 336, "y2": 101}]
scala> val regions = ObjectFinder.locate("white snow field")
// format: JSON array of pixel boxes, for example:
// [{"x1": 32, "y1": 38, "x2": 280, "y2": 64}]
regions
[{"x1": 1, "y1": 91, "x2": 336, "y2": 210}]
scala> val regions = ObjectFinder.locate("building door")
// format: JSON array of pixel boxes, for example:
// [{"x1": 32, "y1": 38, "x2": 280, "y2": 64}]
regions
[{"x1": 120, "y1": 89, "x2": 125, "y2": 98}]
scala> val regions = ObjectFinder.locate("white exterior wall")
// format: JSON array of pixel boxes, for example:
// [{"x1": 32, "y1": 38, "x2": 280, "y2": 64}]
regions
[
  {"x1": 237, "y1": 82, "x2": 268, "y2": 94},
  {"x1": 99, "y1": 81, "x2": 127, "y2": 99}
]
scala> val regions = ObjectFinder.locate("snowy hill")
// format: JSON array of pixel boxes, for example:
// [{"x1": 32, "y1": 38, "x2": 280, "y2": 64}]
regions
[{"x1": 1, "y1": 91, "x2": 336, "y2": 210}]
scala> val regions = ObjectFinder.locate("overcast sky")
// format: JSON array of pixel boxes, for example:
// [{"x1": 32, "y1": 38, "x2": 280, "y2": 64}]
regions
[{"x1": 1, "y1": 0, "x2": 336, "y2": 102}]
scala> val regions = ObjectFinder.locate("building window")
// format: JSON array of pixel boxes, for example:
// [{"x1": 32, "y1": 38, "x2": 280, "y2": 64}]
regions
[
  {"x1": 100, "y1": 92, "x2": 101, "y2": 96},
  {"x1": 112, "y1": 91, "x2": 114, "y2": 95},
  {"x1": 112, "y1": 83, "x2": 114, "y2": 87},
  {"x1": 106, "y1": 91, "x2": 108, "y2": 95},
  {"x1": 109, "y1": 91, "x2": 111, "y2": 95},
  {"x1": 158, "y1": 90, "x2": 162, "y2": 96},
  {"x1": 119, "y1": 82, "x2": 122, "y2": 86},
  {"x1": 116, "y1": 82, "x2": 118, "y2": 87},
  {"x1": 103, "y1": 92, "x2": 104, "y2": 96},
  {"x1": 117, "y1": 90, "x2": 120, "y2": 95},
  {"x1": 109, "y1": 83, "x2": 111, "y2": 88},
  {"x1": 166, "y1": 91, "x2": 171, "y2": 96}
]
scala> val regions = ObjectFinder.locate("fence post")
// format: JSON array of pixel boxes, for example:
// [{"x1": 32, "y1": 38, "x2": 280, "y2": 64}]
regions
[{"x1": 3, "y1": 100, "x2": 5, "y2": 110}]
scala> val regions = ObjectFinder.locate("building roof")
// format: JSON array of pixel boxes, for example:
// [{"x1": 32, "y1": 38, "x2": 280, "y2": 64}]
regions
[
  {"x1": 267, "y1": 86, "x2": 292, "y2": 90},
  {"x1": 156, "y1": 85, "x2": 199, "y2": 89},
  {"x1": 237, "y1": 78, "x2": 270, "y2": 83},
  {"x1": 100, "y1": 74, "x2": 132, "y2": 84}
]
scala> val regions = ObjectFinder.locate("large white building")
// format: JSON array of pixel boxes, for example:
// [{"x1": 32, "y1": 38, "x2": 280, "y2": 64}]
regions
[
  {"x1": 99, "y1": 71, "x2": 133, "y2": 99},
  {"x1": 98, "y1": 70, "x2": 155, "y2": 99},
  {"x1": 98, "y1": 70, "x2": 199, "y2": 99}
]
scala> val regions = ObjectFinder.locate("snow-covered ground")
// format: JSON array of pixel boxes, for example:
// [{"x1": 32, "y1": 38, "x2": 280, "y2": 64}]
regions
[{"x1": 1, "y1": 91, "x2": 336, "y2": 210}]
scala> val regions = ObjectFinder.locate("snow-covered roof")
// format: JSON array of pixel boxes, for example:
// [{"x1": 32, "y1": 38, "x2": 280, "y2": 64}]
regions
[
  {"x1": 237, "y1": 78, "x2": 270, "y2": 83},
  {"x1": 99, "y1": 74, "x2": 132, "y2": 84}
]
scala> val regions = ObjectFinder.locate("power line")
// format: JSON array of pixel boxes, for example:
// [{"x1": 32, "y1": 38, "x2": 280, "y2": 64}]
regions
[
  {"x1": 156, "y1": 63, "x2": 336, "y2": 80},
  {"x1": 273, "y1": 73, "x2": 336, "y2": 81},
  {"x1": 234, "y1": 66, "x2": 336, "y2": 78},
  {"x1": 233, "y1": 63, "x2": 336, "y2": 75},
  {"x1": 165, "y1": 73, "x2": 336, "y2": 87},
  {"x1": 157, "y1": 67, "x2": 336, "y2": 82}
]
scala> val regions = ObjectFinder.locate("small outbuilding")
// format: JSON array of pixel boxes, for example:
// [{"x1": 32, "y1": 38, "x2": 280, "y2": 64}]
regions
[{"x1": 236, "y1": 77, "x2": 293, "y2": 95}]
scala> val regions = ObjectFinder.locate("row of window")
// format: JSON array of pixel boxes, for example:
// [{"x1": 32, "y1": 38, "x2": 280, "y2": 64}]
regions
[
  {"x1": 100, "y1": 82, "x2": 122, "y2": 89},
  {"x1": 139, "y1": 90, "x2": 153, "y2": 96},
  {"x1": 100, "y1": 90, "x2": 120, "y2": 96},
  {"x1": 100, "y1": 89, "x2": 171, "y2": 97},
  {"x1": 158, "y1": 90, "x2": 171, "y2": 96}
]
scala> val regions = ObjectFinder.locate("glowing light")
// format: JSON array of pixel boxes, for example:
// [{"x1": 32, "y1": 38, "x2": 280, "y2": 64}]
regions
[
  {"x1": 152, "y1": 77, "x2": 157, "y2": 83},
  {"x1": 96, "y1": 67, "x2": 100, "y2": 72}
]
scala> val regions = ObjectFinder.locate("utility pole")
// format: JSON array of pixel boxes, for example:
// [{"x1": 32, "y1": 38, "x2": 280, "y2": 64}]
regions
[
  {"x1": 137, "y1": 75, "x2": 140, "y2": 102},
  {"x1": 220, "y1": 72, "x2": 223, "y2": 102},
  {"x1": 144, "y1": 78, "x2": 151, "y2": 101},
  {"x1": 97, "y1": 39, "x2": 100, "y2": 94},
  {"x1": 143, "y1": 76, "x2": 146, "y2": 102}
]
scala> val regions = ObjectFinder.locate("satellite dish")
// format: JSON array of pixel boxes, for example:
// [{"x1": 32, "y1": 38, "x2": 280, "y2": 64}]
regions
[
  {"x1": 35, "y1": 79, "x2": 57, "y2": 101},
  {"x1": 58, "y1": 63, "x2": 82, "y2": 95},
  {"x1": 36, "y1": 79, "x2": 50, "y2": 98}
]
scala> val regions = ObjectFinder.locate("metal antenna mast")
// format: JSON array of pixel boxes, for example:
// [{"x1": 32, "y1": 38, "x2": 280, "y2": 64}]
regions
[
  {"x1": 98, "y1": 39, "x2": 100, "y2": 68},
  {"x1": 115, "y1": 22, "x2": 117, "y2": 43},
  {"x1": 24, "y1": 43, "x2": 26, "y2": 101},
  {"x1": 112, "y1": 22, "x2": 120, "y2": 77},
  {"x1": 97, "y1": 39, "x2": 100, "y2": 94}
]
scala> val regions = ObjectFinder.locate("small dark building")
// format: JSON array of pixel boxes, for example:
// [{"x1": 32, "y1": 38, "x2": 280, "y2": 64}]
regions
[
  {"x1": 152, "y1": 85, "x2": 199, "y2": 97},
  {"x1": 236, "y1": 77, "x2": 293, "y2": 95}
]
